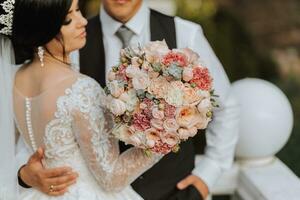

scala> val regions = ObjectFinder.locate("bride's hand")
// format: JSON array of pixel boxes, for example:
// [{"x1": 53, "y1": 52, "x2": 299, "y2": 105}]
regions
[{"x1": 19, "y1": 147, "x2": 79, "y2": 196}]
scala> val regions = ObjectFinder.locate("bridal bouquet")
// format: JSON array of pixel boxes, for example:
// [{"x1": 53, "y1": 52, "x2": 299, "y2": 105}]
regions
[{"x1": 106, "y1": 40, "x2": 217, "y2": 155}]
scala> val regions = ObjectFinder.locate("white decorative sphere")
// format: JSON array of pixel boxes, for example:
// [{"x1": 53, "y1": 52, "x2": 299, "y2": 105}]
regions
[{"x1": 232, "y1": 78, "x2": 293, "y2": 160}]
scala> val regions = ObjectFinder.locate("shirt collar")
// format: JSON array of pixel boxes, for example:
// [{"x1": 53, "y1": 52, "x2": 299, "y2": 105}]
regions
[{"x1": 100, "y1": 2, "x2": 149, "y2": 36}]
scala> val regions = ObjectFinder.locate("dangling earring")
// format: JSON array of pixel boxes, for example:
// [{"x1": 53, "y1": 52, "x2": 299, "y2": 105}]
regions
[{"x1": 38, "y1": 46, "x2": 45, "y2": 67}]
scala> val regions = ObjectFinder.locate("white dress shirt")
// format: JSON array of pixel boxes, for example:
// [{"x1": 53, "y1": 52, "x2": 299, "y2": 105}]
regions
[{"x1": 71, "y1": 1, "x2": 239, "y2": 191}]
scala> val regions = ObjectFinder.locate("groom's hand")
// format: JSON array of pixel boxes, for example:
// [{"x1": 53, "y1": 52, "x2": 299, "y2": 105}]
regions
[
  {"x1": 177, "y1": 175, "x2": 209, "y2": 199},
  {"x1": 19, "y1": 147, "x2": 79, "y2": 196}
]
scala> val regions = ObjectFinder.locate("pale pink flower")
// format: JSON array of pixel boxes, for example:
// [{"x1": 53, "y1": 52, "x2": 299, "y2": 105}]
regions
[
  {"x1": 152, "y1": 107, "x2": 165, "y2": 120},
  {"x1": 144, "y1": 40, "x2": 170, "y2": 63},
  {"x1": 182, "y1": 67, "x2": 194, "y2": 82},
  {"x1": 131, "y1": 57, "x2": 141, "y2": 68},
  {"x1": 126, "y1": 65, "x2": 141, "y2": 78},
  {"x1": 180, "y1": 48, "x2": 200, "y2": 65},
  {"x1": 150, "y1": 118, "x2": 164, "y2": 130},
  {"x1": 163, "y1": 118, "x2": 179, "y2": 132},
  {"x1": 132, "y1": 71, "x2": 150, "y2": 90}
]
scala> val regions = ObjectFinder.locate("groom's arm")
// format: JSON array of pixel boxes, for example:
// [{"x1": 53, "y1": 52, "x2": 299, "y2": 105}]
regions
[
  {"x1": 175, "y1": 17, "x2": 240, "y2": 198},
  {"x1": 17, "y1": 146, "x2": 79, "y2": 196}
]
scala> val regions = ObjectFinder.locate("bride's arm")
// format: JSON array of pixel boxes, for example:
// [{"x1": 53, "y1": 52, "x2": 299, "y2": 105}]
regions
[{"x1": 71, "y1": 79, "x2": 162, "y2": 192}]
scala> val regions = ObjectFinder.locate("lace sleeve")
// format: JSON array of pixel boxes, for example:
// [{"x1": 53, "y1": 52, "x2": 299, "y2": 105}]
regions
[{"x1": 70, "y1": 77, "x2": 162, "y2": 192}]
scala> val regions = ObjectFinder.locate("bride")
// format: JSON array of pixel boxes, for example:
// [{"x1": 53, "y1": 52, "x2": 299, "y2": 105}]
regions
[{"x1": 0, "y1": 0, "x2": 162, "y2": 199}]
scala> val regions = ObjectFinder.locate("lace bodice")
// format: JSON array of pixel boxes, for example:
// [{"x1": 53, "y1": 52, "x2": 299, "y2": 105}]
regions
[{"x1": 13, "y1": 73, "x2": 161, "y2": 192}]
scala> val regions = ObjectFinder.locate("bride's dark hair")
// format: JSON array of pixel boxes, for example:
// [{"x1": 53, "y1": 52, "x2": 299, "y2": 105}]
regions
[{"x1": 12, "y1": 0, "x2": 73, "y2": 64}]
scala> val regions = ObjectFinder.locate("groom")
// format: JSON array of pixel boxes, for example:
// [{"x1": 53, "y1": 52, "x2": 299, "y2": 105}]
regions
[
  {"x1": 18, "y1": 0, "x2": 239, "y2": 199},
  {"x1": 79, "y1": 1, "x2": 239, "y2": 199}
]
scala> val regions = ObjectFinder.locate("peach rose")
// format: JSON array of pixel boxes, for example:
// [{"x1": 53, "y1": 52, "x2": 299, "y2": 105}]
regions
[
  {"x1": 163, "y1": 118, "x2": 179, "y2": 132},
  {"x1": 175, "y1": 106, "x2": 202, "y2": 129},
  {"x1": 161, "y1": 132, "x2": 179, "y2": 147},
  {"x1": 195, "y1": 115, "x2": 211, "y2": 129},
  {"x1": 178, "y1": 126, "x2": 198, "y2": 140},
  {"x1": 148, "y1": 76, "x2": 169, "y2": 98},
  {"x1": 183, "y1": 86, "x2": 202, "y2": 106},
  {"x1": 182, "y1": 67, "x2": 194, "y2": 82},
  {"x1": 145, "y1": 128, "x2": 161, "y2": 148}
]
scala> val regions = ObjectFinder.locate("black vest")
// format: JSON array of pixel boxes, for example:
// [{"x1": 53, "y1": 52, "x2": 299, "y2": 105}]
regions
[{"x1": 80, "y1": 10, "x2": 206, "y2": 200}]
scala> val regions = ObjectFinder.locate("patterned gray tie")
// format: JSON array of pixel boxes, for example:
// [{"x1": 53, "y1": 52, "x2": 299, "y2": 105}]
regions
[{"x1": 115, "y1": 25, "x2": 134, "y2": 48}]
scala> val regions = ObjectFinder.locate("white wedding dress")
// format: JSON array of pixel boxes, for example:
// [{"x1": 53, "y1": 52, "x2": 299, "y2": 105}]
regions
[{"x1": 13, "y1": 71, "x2": 161, "y2": 200}]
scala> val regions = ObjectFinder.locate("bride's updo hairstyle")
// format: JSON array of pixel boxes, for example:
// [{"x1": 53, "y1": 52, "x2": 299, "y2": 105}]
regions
[{"x1": 11, "y1": 0, "x2": 72, "y2": 64}]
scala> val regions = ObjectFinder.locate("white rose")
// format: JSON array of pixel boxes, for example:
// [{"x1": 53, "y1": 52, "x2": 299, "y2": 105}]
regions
[
  {"x1": 197, "y1": 98, "x2": 212, "y2": 114},
  {"x1": 109, "y1": 98, "x2": 127, "y2": 116},
  {"x1": 119, "y1": 89, "x2": 138, "y2": 112},
  {"x1": 108, "y1": 80, "x2": 124, "y2": 98},
  {"x1": 126, "y1": 65, "x2": 141, "y2": 78},
  {"x1": 132, "y1": 71, "x2": 150, "y2": 90},
  {"x1": 197, "y1": 90, "x2": 210, "y2": 98}
]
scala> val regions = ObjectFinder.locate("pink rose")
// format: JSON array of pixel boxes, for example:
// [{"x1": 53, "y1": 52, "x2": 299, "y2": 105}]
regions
[
  {"x1": 180, "y1": 48, "x2": 200, "y2": 65},
  {"x1": 182, "y1": 67, "x2": 194, "y2": 82},
  {"x1": 161, "y1": 132, "x2": 179, "y2": 147},
  {"x1": 144, "y1": 40, "x2": 170, "y2": 63},
  {"x1": 163, "y1": 118, "x2": 179, "y2": 132},
  {"x1": 145, "y1": 128, "x2": 161, "y2": 148},
  {"x1": 178, "y1": 126, "x2": 198, "y2": 140},
  {"x1": 152, "y1": 107, "x2": 165, "y2": 120},
  {"x1": 150, "y1": 118, "x2": 164, "y2": 130},
  {"x1": 175, "y1": 106, "x2": 202, "y2": 129},
  {"x1": 148, "y1": 76, "x2": 170, "y2": 98},
  {"x1": 132, "y1": 71, "x2": 150, "y2": 90}
]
